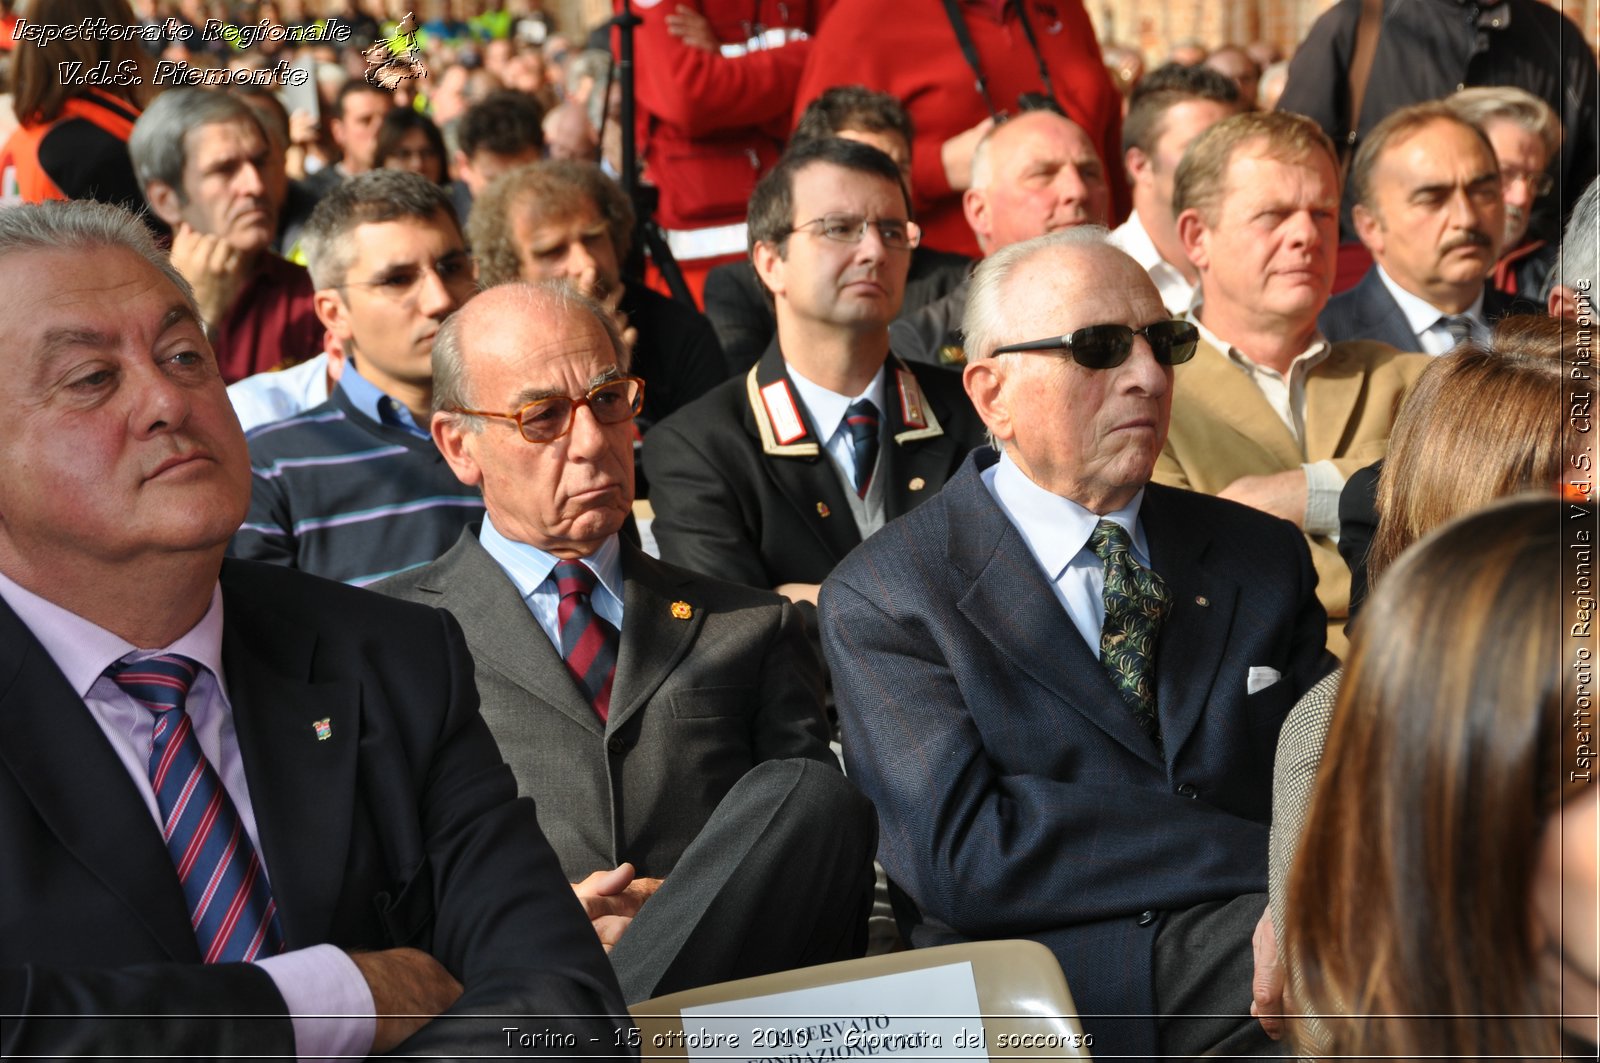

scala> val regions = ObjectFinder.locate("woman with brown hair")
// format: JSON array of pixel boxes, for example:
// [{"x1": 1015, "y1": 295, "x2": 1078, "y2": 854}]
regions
[
  {"x1": 0, "y1": 0, "x2": 154, "y2": 212},
  {"x1": 1283, "y1": 495, "x2": 1595, "y2": 1059},
  {"x1": 1261, "y1": 315, "x2": 1592, "y2": 1043}
]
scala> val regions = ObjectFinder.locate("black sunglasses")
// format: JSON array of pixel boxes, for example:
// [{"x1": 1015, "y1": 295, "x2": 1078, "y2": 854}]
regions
[{"x1": 989, "y1": 319, "x2": 1199, "y2": 369}]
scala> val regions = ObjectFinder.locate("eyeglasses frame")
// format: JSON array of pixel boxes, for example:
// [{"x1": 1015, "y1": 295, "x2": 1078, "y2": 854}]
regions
[
  {"x1": 989, "y1": 319, "x2": 1201, "y2": 369},
  {"x1": 445, "y1": 374, "x2": 647, "y2": 444}
]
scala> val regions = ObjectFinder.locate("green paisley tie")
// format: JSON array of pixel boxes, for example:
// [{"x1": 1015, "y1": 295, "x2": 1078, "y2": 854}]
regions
[{"x1": 1089, "y1": 519, "x2": 1170, "y2": 745}]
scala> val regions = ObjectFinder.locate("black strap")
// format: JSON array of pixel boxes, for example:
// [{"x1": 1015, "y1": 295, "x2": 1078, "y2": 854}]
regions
[{"x1": 939, "y1": 0, "x2": 1055, "y2": 120}]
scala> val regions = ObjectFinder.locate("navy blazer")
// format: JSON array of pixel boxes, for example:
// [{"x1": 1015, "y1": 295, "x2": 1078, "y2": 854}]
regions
[
  {"x1": 1320, "y1": 266, "x2": 1538, "y2": 350},
  {"x1": 0, "y1": 560, "x2": 630, "y2": 1057},
  {"x1": 820, "y1": 450, "x2": 1332, "y2": 1060}
]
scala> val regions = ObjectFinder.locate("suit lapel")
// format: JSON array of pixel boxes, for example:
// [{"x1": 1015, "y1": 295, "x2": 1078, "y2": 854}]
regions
[
  {"x1": 419, "y1": 532, "x2": 604, "y2": 738},
  {"x1": 881, "y1": 358, "x2": 958, "y2": 519},
  {"x1": 1302, "y1": 343, "x2": 1367, "y2": 464},
  {"x1": 947, "y1": 455, "x2": 1164, "y2": 766},
  {"x1": 1142, "y1": 486, "x2": 1235, "y2": 760},
  {"x1": 1358, "y1": 269, "x2": 1424, "y2": 351},
  {"x1": 1178, "y1": 339, "x2": 1304, "y2": 467},
  {"x1": 220, "y1": 569, "x2": 359, "y2": 948},
  {"x1": 745, "y1": 341, "x2": 862, "y2": 563},
  {"x1": 609, "y1": 545, "x2": 703, "y2": 733},
  {"x1": 0, "y1": 602, "x2": 198, "y2": 958}
]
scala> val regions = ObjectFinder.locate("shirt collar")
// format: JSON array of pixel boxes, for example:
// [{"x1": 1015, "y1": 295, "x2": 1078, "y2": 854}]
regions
[
  {"x1": 337, "y1": 362, "x2": 430, "y2": 438},
  {"x1": 784, "y1": 362, "x2": 888, "y2": 444},
  {"x1": 0, "y1": 568, "x2": 228, "y2": 697},
  {"x1": 1376, "y1": 264, "x2": 1485, "y2": 336},
  {"x1": 477, "y1": 514, "x2": 624, "y2": 612},
  {"x1": 1187, "y1": 312, "x2": 1331, "y2": 374},
  {"x1": 989, "y1": 449, "x2": 1149, "y2": 580}
]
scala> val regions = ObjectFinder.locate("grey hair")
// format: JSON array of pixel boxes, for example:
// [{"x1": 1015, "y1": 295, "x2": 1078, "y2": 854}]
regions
[
  {"x1": 1549, "y1": 177, "x2": 1600, "y2": 297},
  {"x1": 962, "y1": 225, "x2": 1115, "y2": 362},
  {"x1": 128, "y1": 89, "x2": 269, "y2": 198},
  {"x1": 0, "y1": 199, "x2": 197, "y2": 314},
  {"x1": 1445, "y1": 85, "x2": 1563, "y2": 160},
  {"x1": 299, "y1": 169, "x2": 461, "y2": 290},
  {"x1": 432, "y1": 279, "x2": 631, "y2": 424}
]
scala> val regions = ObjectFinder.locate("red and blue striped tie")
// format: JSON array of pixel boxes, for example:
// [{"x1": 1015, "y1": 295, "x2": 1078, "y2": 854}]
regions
[
  {"x1": 108, "y1": 654, "x2": 285, "y2": 963},
  {"x1": 553, "y1": 561, "x2": 619, "y2": 722},
  {"x1": 845, "y1": 398, "x2": 880, "y2": 498}
]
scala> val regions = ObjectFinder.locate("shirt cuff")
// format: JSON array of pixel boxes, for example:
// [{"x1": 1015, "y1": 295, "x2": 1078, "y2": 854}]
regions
[
  {"x1": 255, "y1": 944, "x2": 376, "y2": 1062},
  {"x1": 1303, "y1": 460, "x2": 1346, "y2": 539}
]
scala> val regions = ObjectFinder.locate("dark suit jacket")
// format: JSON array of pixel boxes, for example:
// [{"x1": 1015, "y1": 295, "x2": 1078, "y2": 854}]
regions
[
  {"x1": 645, "y1": 340, "x2": 985, "y2": 595},
  {"x1": 819, "y1": 450, "x2": 1332, "y2": 1059},
  {"x1": 622, "y1": 282, "x2": 731, "y2": 430},
  {"x1": 1319, "y1": 266, "x2": 1538, "y2": 350},
  {"x1": 703, "y1": 249, "x2": 974, "y2": 375},
  {"x1": 0, "y1": 560, "x2": 630, "y2": 1057},
  {"x1": 375, "y1": 529, "x2": 838, "y2": 880}
]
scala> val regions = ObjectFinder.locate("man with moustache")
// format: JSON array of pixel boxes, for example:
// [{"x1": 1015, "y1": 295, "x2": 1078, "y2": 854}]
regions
[
  {"x1": 0, "y1": 199, "x2": 630, "y2": 1059},
  {"x1": 821, "y1": 228, "x2": 1331, "y2": 1059},
  {"x1": 130, "y1": 89, "x2": 323, "y2": 383},
  {"x1": 1160, "y1": 111, "x2": 1428, "y2": 657},
  {"x1": 647, "y1": 137, "x2": 985, "y2": 614},
  {"x1": 890, "y1": 109, "x2": 1112, "y2": 366},
  {"x1": 230, "y1": 170, "x2": 485, "y2": 585},
  {"x1": 1320, "y1": 103, "x2": 1536, "y2": 354}
]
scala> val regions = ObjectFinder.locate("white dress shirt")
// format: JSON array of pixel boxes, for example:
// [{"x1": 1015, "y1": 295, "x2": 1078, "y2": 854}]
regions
[
  {"x1": 1375, "y1": 265, "x2": 1488, "y2": 355},
  {"x1": 1107, "y1": 209, "x2": 1200, "y2": 315},
  {"x1": 786, "y1": 362, "x2": 888, "y2": 486},
  {"x1": 980, "y1": 449, "x2": 1151, "y2": 652}
]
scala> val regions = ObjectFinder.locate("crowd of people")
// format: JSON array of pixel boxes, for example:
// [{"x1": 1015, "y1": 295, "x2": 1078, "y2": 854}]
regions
[{"x1": 0, "y1": 0, "x2": 1595, "y2": 1059}]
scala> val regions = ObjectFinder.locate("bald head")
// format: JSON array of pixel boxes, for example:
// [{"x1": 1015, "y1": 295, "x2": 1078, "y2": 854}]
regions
[
  {"x1": 432, "y1": 281, "x2": 638, "y2": 557},
  {"x1": 964, "y1": 112, "x2": 1110, "y2": 255}
]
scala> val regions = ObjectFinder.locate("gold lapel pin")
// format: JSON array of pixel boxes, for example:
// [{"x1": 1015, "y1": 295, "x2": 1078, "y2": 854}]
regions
[
  {"x1": 312, "y1": 718, "x2": 333, "y2": 741},
  {"x1": 670, "y1": 601, "x2": 693, "y2": 620},
  {"x1": 908, "y1": 476, "x2": 926, "y2": 491},
  {"x1": 1195, "y1": 596, "x2": 1209, "y2": 607},
  {"x1": 816, "y1": 502, "x2": 831, "y2": 518}
]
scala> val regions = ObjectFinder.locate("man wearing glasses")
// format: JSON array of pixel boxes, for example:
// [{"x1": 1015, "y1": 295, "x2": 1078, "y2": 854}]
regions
[
  {"x1": 820, "y1": 228, "x2": 1333, "y2": 1061},
  {"x1": 647, "y1": 138, "x2": 985, "y2": 616},
  {"x1": 1163, "y1": 111, "x2": 1429, "y2": 658},
  {"x1": 230, "y1": 170, "x2": 485, "y2": 585},
  {"x1": 376, "y1": 281, "x2": 876, "y2": 1002}
]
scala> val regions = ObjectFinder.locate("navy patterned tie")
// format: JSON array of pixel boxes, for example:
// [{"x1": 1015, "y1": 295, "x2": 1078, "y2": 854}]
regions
[
  {"x1": 845, "y1": 399, "x2": 880, "y2": 498},
  {"x1": 1088, "y1": 520, "x2": 1170, "y2": 746},
  {"x1": 1439, "y1": 314, "x2": 1474, "y2": 349},
  {"x1": 553, "y1": 560, "x2": 620, "y2": 721},
  {"x1": 107, "y1": 654, "x2": 285, "y2": 963}
]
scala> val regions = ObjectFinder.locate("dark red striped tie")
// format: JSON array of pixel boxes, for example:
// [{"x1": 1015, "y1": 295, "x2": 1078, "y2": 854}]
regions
[
  {"x1": 107, "y1": 654, "x2": 285, "y2": 963},
  {"x1": 553, "y1": 561, "x2": 620, "y2": 722},
  {"x1": 845, "y1": 398, "x2": 880, "y2": 498}
]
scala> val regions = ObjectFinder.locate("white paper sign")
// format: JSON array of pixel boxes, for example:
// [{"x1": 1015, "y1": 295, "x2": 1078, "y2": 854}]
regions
[{"x1": 677, "y1": 961, "x2": 987, "y2": 1062}]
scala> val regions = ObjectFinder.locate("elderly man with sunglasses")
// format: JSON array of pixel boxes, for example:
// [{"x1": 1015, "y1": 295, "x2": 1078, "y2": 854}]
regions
[
  {"x1": 375, "y1": 281, "x2": 876, "y2": 1003},
  {"x1": 647, "y1": 137, "x2": 986, "y2": 621},
  {"x1": 1163, "y1": 111, "x2": 1429, "y2": 658},
  {"x1": 819, "y1": 227, "x2": 1334, "y2": 1061},
  {"x1": 230, "y1": 170, "x2": 485, "y2": 585}
]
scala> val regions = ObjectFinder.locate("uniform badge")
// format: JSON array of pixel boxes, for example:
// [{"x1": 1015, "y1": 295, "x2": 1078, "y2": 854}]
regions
[
  {"x1": 671, "y1": 601, "x2": 693, "y2": 620},
  {"x1": 312, "y1": 718, "x2": 333, "y2": 741},
  {"x1": 816, "y1": 502, "x2": 831, "y2": 518}
]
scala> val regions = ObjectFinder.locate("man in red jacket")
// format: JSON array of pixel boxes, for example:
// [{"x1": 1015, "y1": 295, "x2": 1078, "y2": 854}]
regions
[{"x1": 621, "y1": 0, "x2": 826, "y2": 302}]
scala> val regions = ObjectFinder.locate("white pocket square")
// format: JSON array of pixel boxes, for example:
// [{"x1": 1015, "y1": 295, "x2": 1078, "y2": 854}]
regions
[{"x1": 1247, "y1": 666, "x2": 1283, "y2": 695}]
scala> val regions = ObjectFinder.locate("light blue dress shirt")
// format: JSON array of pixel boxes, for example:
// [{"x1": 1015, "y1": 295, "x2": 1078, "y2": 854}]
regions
[
  {"x1": 337, "y1": 362, "x2": 430, "y2": 439},
  {"x1": 980, "y1": 449, "x2": 1152, "y2": 653},
  {"x1": 477, "y1": 515, "x2": 625, "y2": 649}
]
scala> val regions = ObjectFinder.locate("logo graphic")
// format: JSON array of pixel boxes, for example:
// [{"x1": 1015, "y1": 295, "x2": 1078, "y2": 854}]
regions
[{"x1": 364, "y1": 12, "x2": 427, "y2": 89}]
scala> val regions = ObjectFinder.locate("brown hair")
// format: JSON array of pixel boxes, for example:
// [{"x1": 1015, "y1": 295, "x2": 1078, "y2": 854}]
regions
[
  {"x1": 11, "y1": 0, "x2": 153, "y2": 124},
  {"x1": 467, "y1": 159, "x2": 634, "y2": 289},
  {"x1": 1367, "y1": 315, "x2": 1582, "y2": 584},
  {"x1": 1285, "y1": 494, "x2": 1590, "y2": 1060},
  {"x1": 1172, "y1": 109, "x2": 1336, "y2": 223},
  {"x1": 1349, "y1": 101, "x2": 1496, "y2": 213}
]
